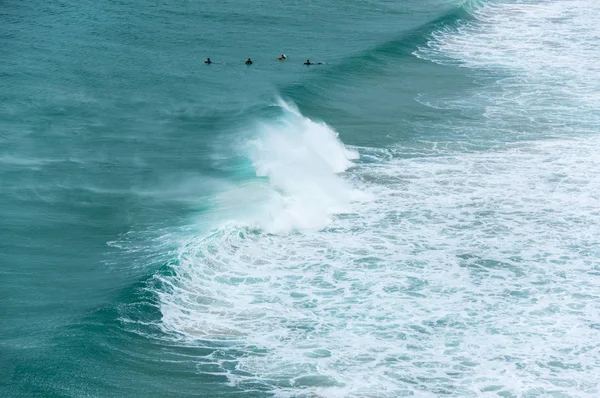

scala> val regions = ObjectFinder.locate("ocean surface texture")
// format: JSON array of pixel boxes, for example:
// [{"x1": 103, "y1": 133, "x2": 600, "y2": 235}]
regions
[{"x1": 2, "y1": 0, "x2": 600, "y2": 396}]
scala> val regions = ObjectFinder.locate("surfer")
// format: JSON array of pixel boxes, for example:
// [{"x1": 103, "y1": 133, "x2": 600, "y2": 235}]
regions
[
  {"x1": 245, "y1": 58, "x2": 253, "y2": 65},
  {"x1": 304, "y1": 59, "x2": 323, "y2": 65},
  {"x1": 204, "y1": 57, "x2": 212, "y2": 64}
]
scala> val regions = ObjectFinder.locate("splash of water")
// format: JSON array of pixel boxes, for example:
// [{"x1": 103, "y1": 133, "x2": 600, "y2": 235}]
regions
[{"x1": 215, "y1": 99, "x2": 365, "y2": 233}]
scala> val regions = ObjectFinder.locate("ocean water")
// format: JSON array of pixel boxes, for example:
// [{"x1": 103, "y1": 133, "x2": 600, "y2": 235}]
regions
[{"x1": 2, "y1": 0, "x2": 600, "y2": 397}]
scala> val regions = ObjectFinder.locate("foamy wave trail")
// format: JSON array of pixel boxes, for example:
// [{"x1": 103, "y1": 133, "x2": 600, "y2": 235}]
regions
[
  {"x1": 152, "y1": 135, "x2": 600, "y2": 397},
  {"x1": 414, "y1": 0, "x2": 600, "y2": 141}
]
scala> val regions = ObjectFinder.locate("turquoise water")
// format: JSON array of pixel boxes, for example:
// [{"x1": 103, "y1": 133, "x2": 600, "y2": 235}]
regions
[{"x1": 2, "y1": 0, "x2": 600, "y2": 396}]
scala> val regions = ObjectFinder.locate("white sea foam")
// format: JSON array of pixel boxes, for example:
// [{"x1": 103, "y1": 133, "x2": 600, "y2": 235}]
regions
[
  {"x1": 152, "y1": 1, "x2": 600, "y2": 396},
  {"x1": 155, "y1": 133, "x2": 600, "y2": 397},
  {"x1": 415, "y1": 0, "x2": 600, "y2": 141}
]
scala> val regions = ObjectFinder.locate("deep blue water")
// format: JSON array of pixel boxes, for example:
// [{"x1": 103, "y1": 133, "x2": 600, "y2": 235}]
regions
[{"x1": 2, "y1": 0, "x2": 600, "y2": 397}]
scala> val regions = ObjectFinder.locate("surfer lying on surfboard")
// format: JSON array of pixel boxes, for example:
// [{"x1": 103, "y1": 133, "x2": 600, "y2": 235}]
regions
[{"x1": 304, "y1": 59, "x2": 323, "y2": 65}]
